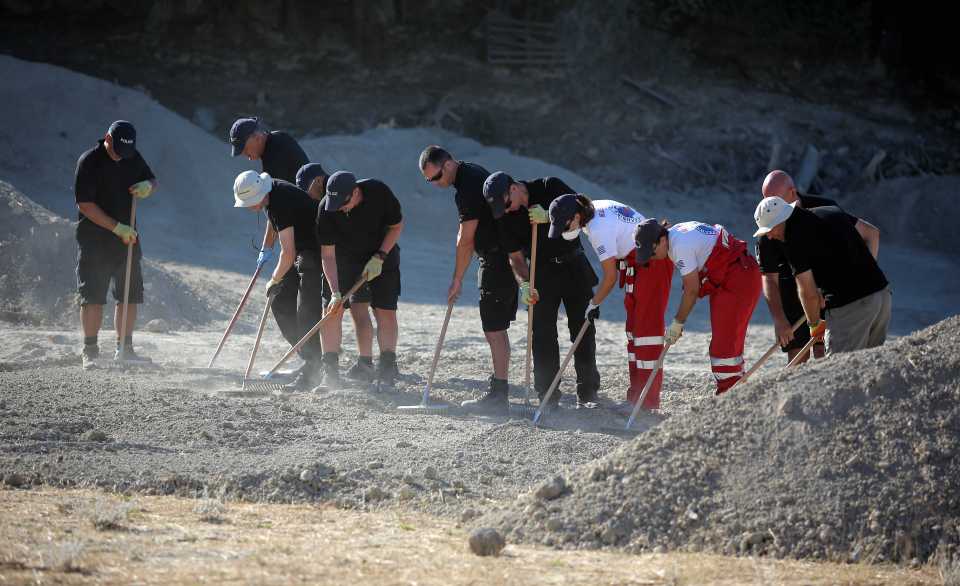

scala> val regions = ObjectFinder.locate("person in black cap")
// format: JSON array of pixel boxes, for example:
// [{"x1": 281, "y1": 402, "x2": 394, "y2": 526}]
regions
[
  {"x1": 233, "y1": 170, "x2": 326, "y2": 390},
  {"x1": 418, "y1": 145, "x2": 517, "y2": 415},
  {"x1": 483, "y1": 172, "x2": 600, "y2": 409},
  {"x1": 74, "y1": 120, "x2": 158, "y2": 369},
  {"x1": 316, "y1": 171, "x2": 404, "y2": 390},
  {"x1": 228, "y1": 116, "x2": 311, "y2": 382}
]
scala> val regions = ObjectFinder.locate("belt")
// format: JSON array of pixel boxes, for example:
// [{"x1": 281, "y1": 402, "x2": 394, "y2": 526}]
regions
[{"x1": 541, "y1": 249, "x2": 584, "y2": 265}]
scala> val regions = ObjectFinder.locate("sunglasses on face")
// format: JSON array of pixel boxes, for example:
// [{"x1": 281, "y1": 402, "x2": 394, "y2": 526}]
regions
[{"x1": 426, "y1": 164, "x2": 445, "y2": 183}]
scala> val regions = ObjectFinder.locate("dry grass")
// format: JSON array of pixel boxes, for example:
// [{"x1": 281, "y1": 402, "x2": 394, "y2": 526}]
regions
[{"x1": 0, "y1": 487, "x2": 943, "y2": 585}]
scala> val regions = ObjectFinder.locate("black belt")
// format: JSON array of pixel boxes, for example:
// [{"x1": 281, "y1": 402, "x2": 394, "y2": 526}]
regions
[{"x1": 539, "y1": 249, "x2": 584, "y2": 265}]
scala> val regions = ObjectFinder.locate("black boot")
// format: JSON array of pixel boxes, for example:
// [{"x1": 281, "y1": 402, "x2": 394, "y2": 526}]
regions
[
  {"x1": 576, "y1": 384, "x2": 600, "y2": 409},
  {"x1": 346, "y1": 356, "x2": 376, "y2": 384},
  {"x1": 537, "y1": 387, "x2": 562, "y2": 412},
  {"x1": 283, "y1": 360, "x2": 323, "y2": 392},
  {"x1": 376, "y1": 351, "x2": 399, "y2": 391},
  {"x1": 81, "y1": 343, "x2": 99, "y2": 370},
  {"x1": 461, "y1": 376, "x2": 509, "y2": 415},
  {"x1": 313, "y1": 352, "x2": 340, "y2": 391}
]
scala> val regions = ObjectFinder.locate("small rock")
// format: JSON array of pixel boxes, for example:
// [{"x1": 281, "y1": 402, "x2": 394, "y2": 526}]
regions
[
  {"x1": 300, "y1": 469, "x2": 316, "y2": 483},
  {"x1": 468, "y1": 527, "x2": 505, "y2": 557},
  {"x1": 367, "y1": 461, "x2": 384, "y2": 470},
  {"x1": 424, "y1": 466, "x2": 438, "y2": 480},
  {"x1": 395, "y1": 441, "x2": 412, "y2": 448},
  {"x1": 398, "y1": 486, "x2": 416, "y2": 501},
  {"x1": 144, "y1": 319, "x2": 170, "y2": 333},
  {"x1": 81, "y1": 429, "x2": 109, "y2": 442},
  {"x1": 460, "y1": 508, "x2": 479, "y2": 523},
  {"x1": 364, "y1": 487, "x2": 389, "y2": 502},
  {"x1": 356, "y1": 412, "x2": 367, "y2": 421},
  {"x1": 546, "y1": 517, "x2": 563, "y2": 532},
  {"x1": 818, "y1": 525, "x2": 834, "y2": 544},
  {"x1": 652, "y1": 545, "x2": 666, "y2": 554},
  {"x1": 2, "y1": 473, "x2": 27, "y2": 488},
  {"x1": 534, "y1": 476, "x2": 566, "y2": 501}
]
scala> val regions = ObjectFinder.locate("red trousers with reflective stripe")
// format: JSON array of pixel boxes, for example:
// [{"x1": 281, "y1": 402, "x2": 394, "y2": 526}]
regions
[
  {"x1": 698, "y1": 229, "x2": 762, "y2": 394},
  {"x1": 621, "y1": 251, "x2": 674, "y2": 408}
]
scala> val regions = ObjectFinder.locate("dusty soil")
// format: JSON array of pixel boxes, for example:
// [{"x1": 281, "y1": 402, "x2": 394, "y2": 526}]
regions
[{"x1": 0, "y1": 487, "x2": 944, "y2": 585}]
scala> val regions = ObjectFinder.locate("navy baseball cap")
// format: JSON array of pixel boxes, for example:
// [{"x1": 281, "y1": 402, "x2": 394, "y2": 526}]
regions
[
  {"x1": 107, "y1": 120, "x2": 136, "y2": 159},
  {"x1": 482, "y1": 171, "x2": 512, "y2": 219},
  {"x1": 296, "y1": 163, "x2": 327, "y2": 192},
  {"x1": 324, "y1": 171, "x2": 357, "y2": 211},
  {"x1": 634, "y1": 218, "x2": 665, "y2": 264},
  {"x1": 229, "y1": 117, "x2": 260, "y2": 156},
  {"x1": 547, "y1": 193, "x2": 580, "y2": 239}
]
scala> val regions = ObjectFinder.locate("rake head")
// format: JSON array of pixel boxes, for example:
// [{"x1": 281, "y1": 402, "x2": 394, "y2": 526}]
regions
[
  {"x1": 508, "y1": 402, "x2": 538, "y2": 419},
  {"x1": 396, "y1": 402, "x2": 449, "y2": 414}
]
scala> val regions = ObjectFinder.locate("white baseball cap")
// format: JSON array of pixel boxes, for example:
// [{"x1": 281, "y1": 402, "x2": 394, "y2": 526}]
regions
[
  {"x1": 233, "y1": 171, "x2": 272, "y2": 207},
  {"x1": 753, "y1": 196, "x2": 796, "y2": 237}
]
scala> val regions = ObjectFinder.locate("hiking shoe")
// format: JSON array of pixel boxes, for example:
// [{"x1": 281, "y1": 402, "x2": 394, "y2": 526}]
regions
[
  {"x1": 576, "y1": 386, "x2": 600, "y2": 409},
  {"x1": 461, "y1": 377, "x2": 509, "y2": 415},
  {"x1": 283, "y1": 362, "x2": 323, "y2": 392},
  {"x1": 81, "y1": 345, "x2": 99, "y2": 370},
  {"x1": 114, "y1": 346, "x2": 152, "y2": 364},
  {"x1": 537, "y1": 389, "x2": 562, "y2": 412},
  {"x1": 375, "y1": 354, "x2": 399, "y2": 391},
  {"x1": 346, "y1": 360, "x2": 376, "y2": 384}
]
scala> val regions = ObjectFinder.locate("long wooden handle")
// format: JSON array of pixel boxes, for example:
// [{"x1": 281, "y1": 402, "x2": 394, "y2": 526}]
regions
[
  {"x1": 524, "y1": 224, "x2": 538, "y2": 394},
  {"x1": 208, "y1": 265, "x2": 264, "y2": 368},
  {"x1": 786, "y1": 334, "x2": 820, "y2": 369},
  {"x1": 264, "y1": 276, "x2": 367, "y2": 377},
  {"x1": 423, "y1": 302, "x2": 455, "y2": 400},
  {"x1": 625, "y1": 343, "x2": 671, "y2": 430},
  {"x1": 118, "y1": 197, "x2": 138, "y2": 357},
  {"x1": 243, "y1": 292, "x2": 275, "y2": 380},
  {"x1": 730, "y1": 316, "x2": 807, "y2": 390},
  {"x1": 533, "y1": 319, "x2": 591, "y2": 424}
]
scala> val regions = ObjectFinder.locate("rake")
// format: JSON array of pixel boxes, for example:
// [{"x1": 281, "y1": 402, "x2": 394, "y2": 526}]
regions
[
  {"x1": 234, "y1": 291, "x2": 282, "y2": 395},
  {"x1": 614, "y1": 343, "x2": 672, "y2": 434},
  {"x1": 531, "y1": 319, "x2": 592, "y2": 425},
  {"x1": 397, "y1": 301, "x2": 453, "y2": 414},
  {"x1": 510, "y1": 225, "x2": 539, "y2": 419},
  {"x1": 207, "y1": 264, "x2": 264, "y2": 369},
  {"x1": 727, "y1": 316, "x2": 806, "y2": 391},
  {"x1": 115, "y1": 196, "x2": 149, "y2": 367}
]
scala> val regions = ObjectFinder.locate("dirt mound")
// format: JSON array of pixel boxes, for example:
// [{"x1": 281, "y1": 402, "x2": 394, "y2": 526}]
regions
[
  {"x1": 0, "y1": 180, "x2": 212, "y2": 327},
  {"x1": 481, "y1": 316, "x2": 960, "y2": 564}
]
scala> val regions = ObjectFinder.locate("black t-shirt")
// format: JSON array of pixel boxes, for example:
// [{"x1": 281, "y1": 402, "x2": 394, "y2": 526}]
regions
[
  {"x1": 497, "y1": 177, "x2": 582, "y2": 260},
  {"x1": 453, "y1": 161, "x2": 501, "y2": 256},
  {"x1": 756, "y1": 195, "x2": 839, "y2": 280},
  {"x1": 316, "y1": 179, "x2": 402, "y2": 268},
  {"x1": 266, "y1": 180, "x2": 320, "y2": 252},
  {"x1": 262, "y1": 131, "x2": 308, "y2": 183},
  {"x1": 74, "y1": 141, "x2": 155, "y2": 229},
  {"x1": 782, "y1": 205, "x2": 888, "y2": 309}
]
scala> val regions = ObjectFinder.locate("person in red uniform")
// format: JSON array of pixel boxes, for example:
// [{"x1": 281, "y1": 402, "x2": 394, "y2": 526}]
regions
[
  {"x1": 633, "y1": 218, "x2": 761, "y2": 394},
  {"x1": 547, "y1": 194, "x2": 673, "y2": 410}
]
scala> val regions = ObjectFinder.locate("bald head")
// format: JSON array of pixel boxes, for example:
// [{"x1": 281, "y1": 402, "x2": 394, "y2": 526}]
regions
[{"x1": 762, "y1": 170, "x2": 798, "y2": 203}]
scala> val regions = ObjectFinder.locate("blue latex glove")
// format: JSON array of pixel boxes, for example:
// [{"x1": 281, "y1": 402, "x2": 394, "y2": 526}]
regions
[{"x1": 257, "y1": 247, "x2": 275, "y2": 269}]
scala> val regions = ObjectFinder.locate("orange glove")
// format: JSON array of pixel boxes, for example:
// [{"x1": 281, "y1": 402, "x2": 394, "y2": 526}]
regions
[{"x1": 809, "y1": 320, "x2": 827, "y2": 340}]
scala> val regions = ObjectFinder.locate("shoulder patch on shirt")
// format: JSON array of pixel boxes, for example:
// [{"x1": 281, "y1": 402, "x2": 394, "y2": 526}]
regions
[
  {"x1": 695, "y1": 224, "x2": 718, "y2": 236},
  {"x1": 676, "y1": 259, "x2": 686, "y2": 270},
  {"x1": 596, "y1": 245, "x2": 606, "y2": 257},
  {"x1": 614, "y1": 206, "x2": 642, "y2": 224}
]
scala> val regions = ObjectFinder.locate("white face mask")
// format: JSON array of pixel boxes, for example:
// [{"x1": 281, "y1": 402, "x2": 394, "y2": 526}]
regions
[{"x1": 561, "y1": 227, "x2": 581, "y2": 241}]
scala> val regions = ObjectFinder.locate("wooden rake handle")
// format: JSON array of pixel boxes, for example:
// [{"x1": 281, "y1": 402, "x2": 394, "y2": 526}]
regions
[
  {"x1": 264, "y1": 276, "x2": 367, "y2": 377},
  {"x1": 423, "y1": 301, "x2": 455, "y2": 399},
  {"x1": 524, "y1": 224, "x2": 538, "y2": 395},
  {"x1": 786, "y1": 334, "x2": 821, "y2": 369},
  {"x1": 208, "y1": 264, "x2": 264, "y2": 368},
  {"x1": 533, "y1": 318, "x2": 592, "y2": 424},
  {"x1": 118, "y1": 196, "x2": 138, "y2": 357},
  {"x1": 729, "y1": 316, "x2": 807, "y2": 391},
  {"x1": 624, "y1": 343, "x2": 671, "y2": 431},
  {"x1": 243, "y1": 290, "x2": 277, "y2": 380}
]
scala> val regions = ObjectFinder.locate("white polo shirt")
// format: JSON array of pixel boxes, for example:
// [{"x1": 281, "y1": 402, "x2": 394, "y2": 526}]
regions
[
  {"x1": 583, "y1": 200, "x2": 646, "y2": 262},
  {"x1": 667, "y1": 222, "x2": 720, "y2": 276}
]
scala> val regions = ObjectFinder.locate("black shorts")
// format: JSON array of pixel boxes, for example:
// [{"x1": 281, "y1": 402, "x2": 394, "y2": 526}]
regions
[
  {"x1": 330, "y1": 253, "x2": 401, "y2": 311},
  {"x1": 778, "y1": 276, "x2": 823, "y2": 352},
  {"x1": 76, "y1": 231, "x2": 144, "y2": 306},
  {"x1": 479, "y1": 285, "x2": 518, "y2": 332}
]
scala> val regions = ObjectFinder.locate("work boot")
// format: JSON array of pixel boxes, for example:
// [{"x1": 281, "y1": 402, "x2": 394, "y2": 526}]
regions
[
  {"x1": 376, "y1": 351, "x2": 399, "y2": 391},
  {"x1": 81, "y1": 344, "x2": 99, "y2": 370},
  {"x1": 283, "y1": 360, "x2": 323, "y2": 392},
  {"x1": 313, "y1": 352, "x2": 340, "y2": 392},
  {"x1": 576, "y1": 385, "x2": 600, "y2": 409},
  {"x1": 461, "y1": 376, "x2": 509, "y2": 415},
  {"x1": 346, "y1": 357, "x2": 376, "y2": 384},
  {"x1": 114, "y1": 343, "x2": 152, "y2": 364},
  {"x1": 537, "y1": 387, "x2": 562, "y2": 412}
]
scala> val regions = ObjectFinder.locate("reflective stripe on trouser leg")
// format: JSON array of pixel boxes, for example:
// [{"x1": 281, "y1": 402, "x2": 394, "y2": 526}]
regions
[
  {"x1": 626, "y1": 257, "x2": 674, "y2": 408},
  {"x1": 708, "y1": 255, "x2": 762, "y2": 394}
]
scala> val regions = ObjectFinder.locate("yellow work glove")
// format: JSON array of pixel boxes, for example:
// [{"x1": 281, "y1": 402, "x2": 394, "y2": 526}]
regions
[
  {"x1": 112, "y1": 222, "x2": 137, "y2": 245},
  {"x1": 519, "y1": 281, "x2": 538, "y2": 306},
  {"x1": 363, "y1": 255, "x2": 384, "y2": 281},
  {"x1": 809, "y1": 320, "x2": 827, "y2": 341},
  {"x1": 326, "y1": 291, "x2": 344, "y2": 316},
  {"x1": 129, "y1": 180, "x2": 153, "y2": 199},
  {"x1": 528, "y1": 204, "x2": 549, "y2": 224},
  {"x1": 264, "y1": 278, "x2": 282, "y2": 298},
  {"x1": 665, "y1": 318, "x2": 684, "y2": 346}
]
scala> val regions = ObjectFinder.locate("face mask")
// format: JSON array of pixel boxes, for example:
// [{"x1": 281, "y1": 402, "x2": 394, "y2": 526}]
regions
[{"x1": 561, "y1": 227, "x2": 581, "y2": 241}]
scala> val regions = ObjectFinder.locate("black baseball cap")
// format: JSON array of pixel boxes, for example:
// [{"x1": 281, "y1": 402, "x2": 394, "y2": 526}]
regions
[
  {"x1": 324, "y1": 171, "x2": 357, "y2": 211},
  {"x1": 229, "y1": 117, "x2": 260, "y2": 156},
  {"x1": 296, "y1": 163, "x2": 327, "y2": 192},
  {"x1": 482, "y1": 171, "x2": 512, "y2": 219},
  {"x1": 107, "y1": 120, "x2": 136, "y2": 159},
  {"x1": 547, "y1": 193, "x2": 580, "y2": 239},
  {"x1": 634, "y1": 218, "x2": 665, "y2": 264}
]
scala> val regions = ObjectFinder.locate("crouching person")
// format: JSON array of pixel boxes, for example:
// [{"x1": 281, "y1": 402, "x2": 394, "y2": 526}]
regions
[
  {"x1": 232, "y1": 170, "x2": 324, "y2": 390},
  {"x1": 633, "y1": 219, "x2": 761, "y2": 394},
  {"x1": 317, "y1": 171, "x2": 404, "y2": 390}
]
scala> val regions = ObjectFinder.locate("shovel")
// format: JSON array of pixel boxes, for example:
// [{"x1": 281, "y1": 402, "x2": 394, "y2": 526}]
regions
[
  {"x1": 207, "y1": 264, "x2": 264, "y2": 369},
  {"x1": 531, "y1": 319, "x2": 592, "y2": 425},
  {"x1": 397, "y1": 301, "x2": 453, "y2": 414}
]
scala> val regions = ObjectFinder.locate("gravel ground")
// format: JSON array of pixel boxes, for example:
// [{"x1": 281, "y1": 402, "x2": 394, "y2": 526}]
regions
[{"x1": 480, "y1": 316, "x2": 960, "y2": 565}]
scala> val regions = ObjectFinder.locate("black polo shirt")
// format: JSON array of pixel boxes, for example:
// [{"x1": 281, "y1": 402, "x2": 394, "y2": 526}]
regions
[
  {"x1": 453, "y1": 161, "x2": 500, "y2": 256},
  {"x1": 756, "y1": 194, "x2": 840, "y2": 280},
  {"x1": 262, "y1": 131, "x2": 308, "y2": 183},
  {"x1": 74, "y1": 140, "x2": 155, "y2": 229},
  {"x1": 316, "y1": 179, "x2": 402, "y2": 269},
  {"x1": 497, "y1": 177, "x2": 582, "y2": 260},
  {"x1": 266, "y1": 180, "x2": 319, "y2": 253},
  {"x1": 782, "y1": 205, "x2": 888, "y2": 309}
]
